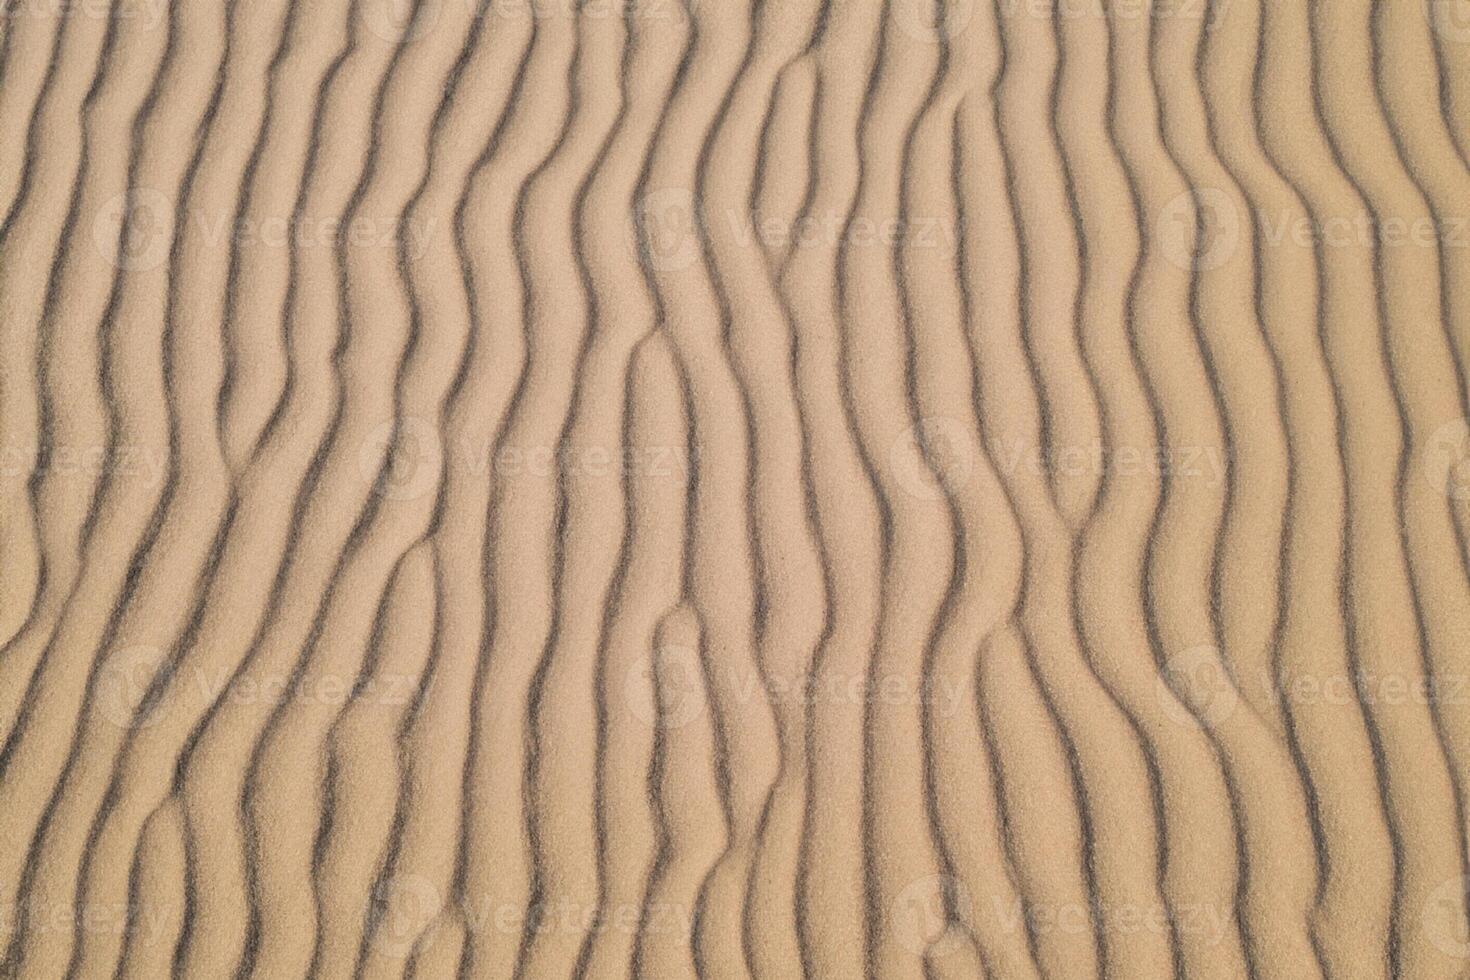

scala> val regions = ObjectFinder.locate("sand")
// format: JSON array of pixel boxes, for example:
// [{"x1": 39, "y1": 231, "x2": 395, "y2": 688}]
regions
[{"x1": 0, "y1": 0, "x2": 1469, "y2": 976}]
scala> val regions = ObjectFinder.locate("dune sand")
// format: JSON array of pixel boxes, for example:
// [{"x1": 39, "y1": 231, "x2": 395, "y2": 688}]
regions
[{"x1": 1, "y1": 0, "x2": 1469, "y2": 976}]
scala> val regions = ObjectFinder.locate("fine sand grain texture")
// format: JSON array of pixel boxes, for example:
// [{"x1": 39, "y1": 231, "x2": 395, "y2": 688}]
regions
[{"x1": 1, "y1": 0, "x2": 1470, "y2": 977}]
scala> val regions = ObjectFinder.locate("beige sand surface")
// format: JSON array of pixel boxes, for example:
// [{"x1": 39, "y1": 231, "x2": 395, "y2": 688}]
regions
[{"x1": 1, "y1": 0, "x2": 1469, "y2": 977}]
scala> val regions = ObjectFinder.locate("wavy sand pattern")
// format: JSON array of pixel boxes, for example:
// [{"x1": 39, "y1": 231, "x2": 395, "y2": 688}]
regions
[{"x1": 1, "y1": 0, "x2": 1470, "y2": 976}]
